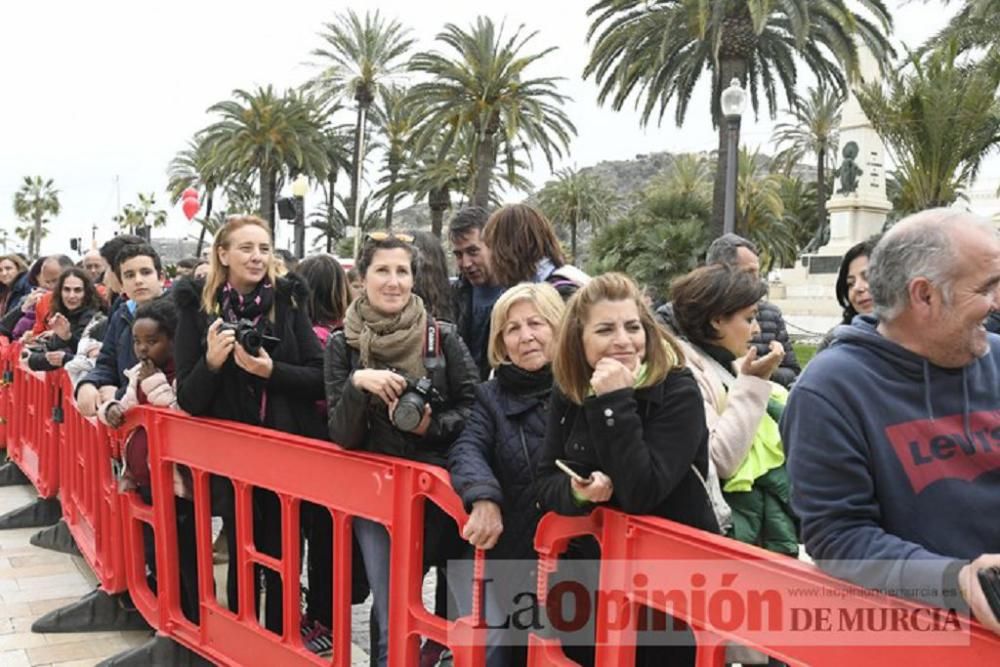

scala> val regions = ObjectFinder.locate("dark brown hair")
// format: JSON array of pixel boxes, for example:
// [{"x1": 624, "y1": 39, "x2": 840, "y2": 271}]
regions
[
  {"x1": 356, "y1": 235, "x2": 417, "y2": 280},
  {"x1": 297, "y1": 253, "x2": 350, "y2": 326},
  {"x1": 482, "y1": 204, "x2": 566, "y2": 287},
  {"x1": 51, "y1": 267, "x2": 102, "y2": 316},
  {"x1": 670, "y1": 265, "x2": 768, "y2": 347},
  {"x1": 553, "y1": 272, "x2": 684, "y2": 405}
]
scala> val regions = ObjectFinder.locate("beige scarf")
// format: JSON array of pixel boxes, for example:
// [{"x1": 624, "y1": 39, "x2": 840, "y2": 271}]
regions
[{"x1": 343, "y1": 294, "x2": 428, "y2": 380}]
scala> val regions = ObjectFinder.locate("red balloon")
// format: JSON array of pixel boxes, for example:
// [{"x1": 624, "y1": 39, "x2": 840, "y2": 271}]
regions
[
  {"x1": 181, "y1": 188, "x2": 199, "y2": 201},
  {"x1": 182, "y1": 197, "x2": 200, "y2": 221}
]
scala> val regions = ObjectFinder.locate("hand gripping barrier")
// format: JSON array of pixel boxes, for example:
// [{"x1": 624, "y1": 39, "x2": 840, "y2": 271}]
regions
[
  {"x1": 120, "y1": 406, "x2": 487, "y2": 667},
  {"x1": 6, "y1": 344, "x2": 62, "y2": 498},
  {"x1": 57, "y1": 371, "x2": 128, "y2": 592},
  {"x1": 527, "y1": 508, "x2": 1000, "y2": 667}
]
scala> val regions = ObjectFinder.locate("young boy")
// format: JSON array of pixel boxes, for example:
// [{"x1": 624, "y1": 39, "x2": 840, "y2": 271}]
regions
[{"x1": 75, "y1": 244, "x2": 164, "y2": 417}]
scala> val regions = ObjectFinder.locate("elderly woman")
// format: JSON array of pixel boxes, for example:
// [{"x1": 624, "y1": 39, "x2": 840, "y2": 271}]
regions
[
  {"x1": 448, "y1": 282, "x2": 564, "y2": 665},
  {"x1": 536, "y1": 272, "x2": 718, "y2": 667},
  {"x1": 325, "y1": 233, "x2": 478, "y2": 667},
  {"x1": 671, "y1": 264, "x2": 798, "y2": 561}
]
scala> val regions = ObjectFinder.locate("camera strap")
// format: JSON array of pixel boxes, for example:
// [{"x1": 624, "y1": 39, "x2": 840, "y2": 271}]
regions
[{"x1": 422, "y1": 316, "x2": 443, "y2": 372}]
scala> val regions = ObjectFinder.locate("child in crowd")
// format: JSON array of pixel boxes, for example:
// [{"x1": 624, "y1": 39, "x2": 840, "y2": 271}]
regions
[{"x1": 97, "y1": 297, "x2": 200, "y2": 624}]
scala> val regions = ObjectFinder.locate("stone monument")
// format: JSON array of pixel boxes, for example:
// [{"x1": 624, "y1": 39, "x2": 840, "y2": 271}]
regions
[{"x1": 769, "y1": 45, "x2": 892, "y2": 334}]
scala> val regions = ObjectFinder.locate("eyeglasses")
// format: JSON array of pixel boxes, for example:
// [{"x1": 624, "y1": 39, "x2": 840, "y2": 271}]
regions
[{"x1": 365, "y1": 231, "x2": 414, "y2": 244}]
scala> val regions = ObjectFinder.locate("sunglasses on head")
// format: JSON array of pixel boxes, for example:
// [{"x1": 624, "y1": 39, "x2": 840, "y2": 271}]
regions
[{"x1": 365, "y1": 231, "x2": 414, "y2": 244}]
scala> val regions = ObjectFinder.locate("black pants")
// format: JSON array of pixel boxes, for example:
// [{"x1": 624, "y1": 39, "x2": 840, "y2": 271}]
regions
[{"x1": 139, "y1": 485, "x2": 200, "y2": 623}]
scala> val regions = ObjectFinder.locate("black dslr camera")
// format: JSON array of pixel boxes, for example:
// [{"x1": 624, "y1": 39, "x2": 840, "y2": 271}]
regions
[
  {"x1": 392, "y1": 376, "x2": 441, "y2": 432},
  {"x1": 219, "y1": 319, "x2": 278, "y2": 356}
]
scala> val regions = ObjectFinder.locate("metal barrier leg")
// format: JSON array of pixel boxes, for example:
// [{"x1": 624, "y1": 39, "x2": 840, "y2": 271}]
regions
[
  {"x1": 0, "y1": 459, "x2": 29, "y2": 486},
  {"x1": 29, "y1": 518, "x2": 81, "y2": 556},
  {"x1": 32, "y1": 589, "x2": 153, "y2": 633},
  {"x1": 0, "y1": 495, "x2": 61, "y2": 528},
  {"x1": 94, "y1": 634, "x2": 214, "y2": 667}
]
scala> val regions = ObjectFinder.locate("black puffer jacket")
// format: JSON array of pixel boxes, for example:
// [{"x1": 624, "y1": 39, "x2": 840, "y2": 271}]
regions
[
  {"x1": 656, "y1": 300, "x2": 801, "y2": 388},
  {"x1": 447, "y1": 379, "x2": 548, "y2": 560},
  {"x1": 536, "y1": 371, "x2": 719, "y2": 534},
  {"x1": 173, "y1": 275, "x2": 326, "y2": 439},
  {"x1": 325, "y1": 317, "x2": 478, "y2": 466}
]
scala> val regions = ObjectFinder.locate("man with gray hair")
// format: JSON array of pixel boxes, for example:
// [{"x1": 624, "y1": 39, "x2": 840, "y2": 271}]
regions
[
  {"x1": 658, "y1": 233, "x2": 801, "y2": 387},
  {"x1": 782, "y1": 208, "x2": 1000, "y2": 633}
]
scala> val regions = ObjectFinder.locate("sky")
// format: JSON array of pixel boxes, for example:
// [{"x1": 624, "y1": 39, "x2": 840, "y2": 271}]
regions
[{"x1": 0, "y1": 0, "x2": 986, "y2": 257}]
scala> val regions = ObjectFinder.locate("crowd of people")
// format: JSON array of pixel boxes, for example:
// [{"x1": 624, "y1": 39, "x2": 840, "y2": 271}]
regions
[{"x1": 3, "y1": 201, "x2": 1000, "y2": 666}]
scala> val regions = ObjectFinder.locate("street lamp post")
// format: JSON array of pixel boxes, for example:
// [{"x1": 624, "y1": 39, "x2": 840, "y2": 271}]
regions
[
  {"x1": 721, "y1": 78, "x2": 748, "y2": 236},
  {"x1": 291, "y1": 174, "x2": 308, "y2": 260}
]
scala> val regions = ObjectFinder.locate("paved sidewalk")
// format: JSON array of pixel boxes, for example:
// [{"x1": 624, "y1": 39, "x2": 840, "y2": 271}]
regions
[{"x1": 0, "y1": 484, "x2": 150, "y2": 667}]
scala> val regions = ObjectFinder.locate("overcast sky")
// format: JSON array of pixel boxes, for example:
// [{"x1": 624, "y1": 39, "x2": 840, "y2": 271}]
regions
[{"x1": 0, "y1": 0, "x2": 985, "y2": 256}]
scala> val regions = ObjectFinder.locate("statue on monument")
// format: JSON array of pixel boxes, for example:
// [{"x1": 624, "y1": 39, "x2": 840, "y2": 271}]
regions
[{"x1": 834, "y1": 141, "x2": 863, "y2": 195}]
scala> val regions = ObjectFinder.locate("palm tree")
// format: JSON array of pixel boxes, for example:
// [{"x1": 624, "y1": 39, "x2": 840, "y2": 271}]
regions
[
  {"x1": 856, "y1": 41, "x2": 1000, "y2": 214},
  {"x1": 372, "y1": 85, "x2": 419, "y2": 229},
  {"x1": 771, "y1": 85, "x2": 844, "y2": 238},
  {"x1": 13, "y1": 176, "x2": 60, "y2": 258},
  {"x1": 308, "y1": 10, "x2": 414, "y2": 232},
  {"x1": 584, "y1": 0, "x2": 894, "y2": 238},
  {"x1": 409, "y1": 16, "x2": 576, "y2": 208},
  {"x1": 167, "y1": 137, "x2": 224, "y2": 257},
  {"x1": 737, "y1": 149, "x2": 798, "y2": 271},
  {"x1": 923, "y1": 1, "x2": 1000, "y2": 67},
  {"x1": 113, "y1": 193, "x2": 168, "y2": 240},
  {"x1": 200, "y1": 87, "x2": 328, "y2": 234},
  {"x1": 660, "y1": 153, "x2": 713, "y2": 201},
  {"x1": 536, "y1": 167, "x2": 617, "y2": 261}
]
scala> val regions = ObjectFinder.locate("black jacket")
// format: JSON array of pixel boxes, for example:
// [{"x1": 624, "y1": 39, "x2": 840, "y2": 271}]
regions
[
  {"x1": 325, "y1": 316, "x2": 478, "y2": 466},
  {"x1": 174, "y1": 275, "x2": 326, "y2": 439},
  {"x1": 447, "y1": 379, "x2": 548, "y2": 560},
  {"x1": 536, "y1": 370, "x2": 719, "y2": 534},
  {"x1": 656, "y1": 300, "x2": 801, "y2": 388},
  {"x1": 451, "y1": 277, "x2": 494, "y2": 381},
  {"x1": 1, "y1": 272, "x2": 31, "y2": 316},
  {"x1": 27, "y1": 306, "x2": 98, "y2": 372}
]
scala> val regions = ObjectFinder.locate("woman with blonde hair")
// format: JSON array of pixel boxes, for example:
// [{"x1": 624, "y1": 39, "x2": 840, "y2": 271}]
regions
[
  {"x1": 174, "y1": 215, "x2": 325, "y2": 640},
  {"x1": 536, "y1": 272, "x2": 717, "y2": 667},
  {"x1": 448, "y1": 282, "x2": 565, "y2": 665}
]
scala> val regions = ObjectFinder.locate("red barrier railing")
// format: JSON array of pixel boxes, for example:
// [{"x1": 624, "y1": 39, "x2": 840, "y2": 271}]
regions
[
  {"x1": 58, "y1": 372, "x2": 128, "y2": 593},
  {"x1": 6, "y1": 345, "x2": 61, "y2": 498},
  {"x1": 0, "y1": 339, "x2": 12, "y2": 450},
  {"x1": 528, "y1": 508, "x2": 1000, "y2": 667},
  {"x1": 121, "y1": 407, "x2": 486, "y2": 667}
]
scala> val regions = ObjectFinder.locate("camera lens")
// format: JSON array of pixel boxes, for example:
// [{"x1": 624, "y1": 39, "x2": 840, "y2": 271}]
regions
[{"x1": 392, "y1": 393, "x2": 425, "y2": 431}]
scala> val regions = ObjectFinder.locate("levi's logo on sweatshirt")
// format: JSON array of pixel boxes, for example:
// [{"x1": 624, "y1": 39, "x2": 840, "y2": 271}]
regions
[{"x1": 884, "y1": 410, "x2": 1000, "y2": 494}]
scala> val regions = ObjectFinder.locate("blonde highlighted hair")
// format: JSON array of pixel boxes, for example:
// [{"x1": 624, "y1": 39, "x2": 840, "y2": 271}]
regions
[
  {"x1": 552, "y1": 272, "x2": 684, "y2": 405},
  {"x1": 200, "y1": 215, "x2": 278, "y2": 316},
  {"x1": 487, "y1": 282, "x2": 565, "y2": 369}
]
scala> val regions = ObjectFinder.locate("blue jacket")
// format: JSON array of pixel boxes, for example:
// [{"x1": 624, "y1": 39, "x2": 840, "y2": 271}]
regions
[
  {"x1": 782, "y1": 316, "x2": 1000, "y2": 609},
  {"x1": 447, "y1": 379, "x2": 549, "y2": 560},
  {"x1": 3, "y1": 272, "x2": 32, "y2": 316},
  {"x1": 76, "y1": 299, "x2": 137, "y2": 399}
]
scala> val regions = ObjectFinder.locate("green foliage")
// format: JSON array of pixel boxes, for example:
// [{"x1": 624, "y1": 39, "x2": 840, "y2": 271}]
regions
[
  {"x1": 737, "y1": 149, "x2": 798, "y2": 271},
  {"x1": 13, "y1": 175, "x2": 60, "y2": 258},
  {"x1": 408, "y1": 16, "x2": 575, "y2": 207},
  {"x1": 536, "y1": 168, "x2": 618, "y2": 261},
  {"x1": 588, "y1": 188, "x2": 710, "y2": 298},
  {"x1": 113, "y1": 193, "x2": 167, "y2": 236},
  {"x1": 857, "y1": 41, "x2": 1000, "y2": 215},
  {"x1": 793, "y1": 342, "x2": 818, "y2": 368}
]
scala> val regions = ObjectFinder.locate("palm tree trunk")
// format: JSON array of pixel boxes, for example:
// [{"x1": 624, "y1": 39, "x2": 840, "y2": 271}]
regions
[
  {"x1": 429, "y1": 187, "x2": 451, "y2": 239},
  {"x1": 384, "y1": 170, "x2": 399, "y2": 231},
  {"x1": 32, "y1": 214, "x2": 42, "y2": 258},
  {"x1": 350, "y1": 104, "x2": 368, "y2": 229},
  {"x1": 261, "y1": 170, "x2": 277, "y2": 236},
  {"x1": 570, "y1": 220, "x2": 578, "y2": 262},
  {"x1": 472, "y1": 129, "x2": 496, "y2": 208},
  {"x1": 711, "y1": 60, "x2": 748, "y2": 241},
  {"x1": 196, "y1": 192, "x2": 213, "y2": 258}
]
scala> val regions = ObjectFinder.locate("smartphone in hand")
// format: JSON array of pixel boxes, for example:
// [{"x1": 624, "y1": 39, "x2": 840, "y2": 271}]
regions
[
  {"x1": 977, "y1": 566, "x2": 1000, "y2": 622},
  {"x1": 555, "y1": 459, "x2": 593, "y2": 484}
]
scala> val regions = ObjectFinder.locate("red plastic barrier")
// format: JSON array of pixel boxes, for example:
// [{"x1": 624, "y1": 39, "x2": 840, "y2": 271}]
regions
[
  {"x1": 121, "y1": 407, "x2": 486, "y2": 667},
  {"x1": 6, "y1": 346, "x2": 61, "y2": 498},
  {"x1": 58, "y1": 372, "x2": 128, "y2": 593},
  {"x1": 528, "y1": 508, "x2": 1000, "y2": 667},
  {"x1": 0, "y1": 339, "x2": 12, "y2": 450}
]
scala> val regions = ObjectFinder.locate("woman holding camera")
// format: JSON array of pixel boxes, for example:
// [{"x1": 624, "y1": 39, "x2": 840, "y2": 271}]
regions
[
  {"x1": 325, "y1": 233, "x2": 478, "y2": 667},
  {"x1": 175, "y1": 215, "x2": 326, "y2": 636}
]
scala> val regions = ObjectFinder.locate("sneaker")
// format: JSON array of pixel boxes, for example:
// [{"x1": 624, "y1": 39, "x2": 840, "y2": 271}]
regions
[
  {"x1": 300, "y1": 618, "x2": 333, "y2": 657},
  {"x1": 419, "y1": 639, "x2": 447, "y2": 667}
]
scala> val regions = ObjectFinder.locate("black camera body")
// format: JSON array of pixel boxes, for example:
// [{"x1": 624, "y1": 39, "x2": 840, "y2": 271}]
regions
[
  {"x1": 219, "y1": 319, "x2": 278, "y2": 356},
  {"x1": 392, "y1": 376, "x2": 441, "y2": 432}
]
